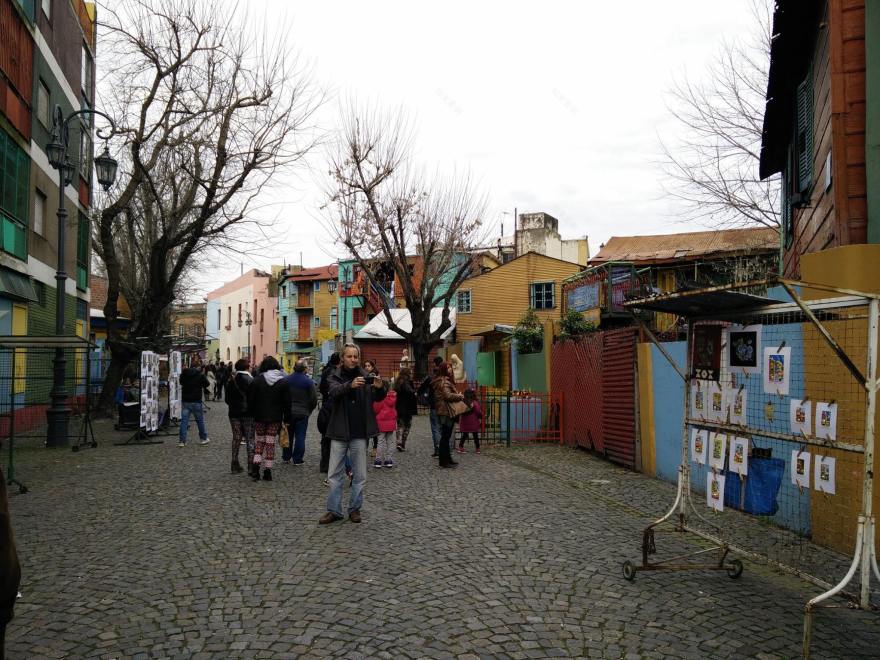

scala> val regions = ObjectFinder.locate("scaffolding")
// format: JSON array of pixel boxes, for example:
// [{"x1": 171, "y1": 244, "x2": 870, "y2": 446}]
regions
[{"x1": 623, "y1": 279, "x2": 879, "y2": 659}]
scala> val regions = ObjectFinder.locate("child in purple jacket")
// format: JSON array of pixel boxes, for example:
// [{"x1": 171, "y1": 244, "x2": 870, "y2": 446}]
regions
[{"x1": 456, "y1": 389, "x2": 483, "y2": 454}]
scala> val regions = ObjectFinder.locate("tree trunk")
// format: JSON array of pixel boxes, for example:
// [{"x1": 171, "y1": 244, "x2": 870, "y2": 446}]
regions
[
  {"x1": 409, "y1": 310, "x2": 433, "y2": 380},
  {"x1": 96, "y1": 341, "x2": 136, "y2": 416},
  {"x1": 411, "y1": 340, "x2": 430, "y2": 381}
]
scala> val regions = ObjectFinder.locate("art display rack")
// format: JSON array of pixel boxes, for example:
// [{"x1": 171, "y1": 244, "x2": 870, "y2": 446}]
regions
[{"x1": 622, "y1": 278, "x2": 879, "y2": 659}]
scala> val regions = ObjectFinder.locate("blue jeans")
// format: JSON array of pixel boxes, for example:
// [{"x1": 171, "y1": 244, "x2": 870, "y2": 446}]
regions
[
  {"x1": 180, "y1": 401, "x2": 208, "y2": 443},
  {"x1": 429, "y1": 409, "x2": 441, "y2": 451},
  {"x1": 283, "y1": 417, "x2": 309, "y2": 463},
  {"x1": 326, "y1": 438, "x2": 366, "y2": 516}
]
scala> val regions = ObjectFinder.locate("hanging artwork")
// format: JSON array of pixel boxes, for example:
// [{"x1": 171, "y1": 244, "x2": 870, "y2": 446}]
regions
[
  {"x1": 763, "y1": 346, "x2": 792, "y2": 395},
  {"x1": 707, "y1": 472, "x2": 726, "y2": 512},
  {"x1": 169, "y1": 350, "x2": 183, "y2": 420},
  {"x1": 790, "y1": 399, "x2": 811, "y2": 436},
  {"x1": 709, "y1": 432, "x2": 727, "y2": 470},
  {"x1": 691, "y1": 427, "x2": 708, "y2": 465},
  {"x1": 707, "y1": 381, "x2": 725, "y2": 423},
  {"x1": 728, "y1": 387, "x2": 747, "y2": 426},
  {"x1": 815, "y1": 402, "x2": 838, "y2": 442},
  {"x1": 692, "y1": 325, "x2": 722, "y2": 381},
  {"x1": 690, "y1": 380, "x2": 709, "y2": 420},
  {"x1": 728, "y1": 437, "x2": 749, "y2": 476},
  {"x1": 791, "y1": 450, "x2": 811, "y2": 488},
  {"x1": 728, "y1": 324, "x2": 762, "y2": 374},
  {"x1": 814, "y1": 455, "x2": 836, "y2": 494}
]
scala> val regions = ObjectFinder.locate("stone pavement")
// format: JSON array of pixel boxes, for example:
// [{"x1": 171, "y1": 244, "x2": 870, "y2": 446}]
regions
[{"x1": 5, "y1": 403, "x2": 880, "y2": 659}]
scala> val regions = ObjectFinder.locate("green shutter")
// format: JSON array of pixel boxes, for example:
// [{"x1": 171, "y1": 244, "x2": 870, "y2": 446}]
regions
[
  {"x1": 782, "y1": 149, "x2": 793, "y2": 250},
  {"x1": 796, "y1": 73, "x2": 813, "y2": 194}
]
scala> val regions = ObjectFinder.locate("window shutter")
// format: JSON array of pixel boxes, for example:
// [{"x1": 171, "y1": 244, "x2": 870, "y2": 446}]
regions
[
  {"x1": 529, "y1": 284, "x2": 536, "y2": 309},
  {"x1": 782, "y1": 149, "x2": 793, "y2": 249},
  {"x1": 796, "y1": 73, "x2": 813, "y2": 194}
]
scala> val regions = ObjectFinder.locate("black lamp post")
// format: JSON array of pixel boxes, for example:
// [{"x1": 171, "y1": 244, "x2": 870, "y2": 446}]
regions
[{"x1": 45, "y1": 105, "x2": 117, "y2": 448}]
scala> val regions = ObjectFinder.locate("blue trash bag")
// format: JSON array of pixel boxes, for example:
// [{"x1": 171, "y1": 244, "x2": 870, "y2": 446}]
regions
[{"x1": 724, "y1": 456, "x2": 784, "y2": 516}]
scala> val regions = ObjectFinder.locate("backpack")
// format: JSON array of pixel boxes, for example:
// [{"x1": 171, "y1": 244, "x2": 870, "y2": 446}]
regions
[{"x1": 416, "y1": 378, "x2": 433, "y2": 408}]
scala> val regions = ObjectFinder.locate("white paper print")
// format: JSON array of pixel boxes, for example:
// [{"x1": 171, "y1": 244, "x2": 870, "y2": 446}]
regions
[
  {"x1": 728, "y1": 324, "x2": 762, "y2": 375},
  {"x1": 791, "y1": 450, "x2": 811, "y2": 488},
  {"x1": 690, "y1": 380, "x2": 709, "y2": 420},
  {"x1": 728, "y1": 387, "x2": 748, "y2": 426},
  {"x1": 790, "y1": 400, "x2": 812, "y2": 436},
  {"x1": 763, "y1": 347, "x2": 792, "y2": 395},
  {"x1": 708, "y1": 432, "x2": 728, "y2": 471},
  {"x1": 707, "y1": 381, "x2": 726, "y2": 423},
  {"x1": 815, "y1": 402, "x2": 838, "y2": 441},
  {"x1": 691, "y1": 428, "x2": 709, "y2": 465},
  {"x1": 814, "y1": 456, "x2": 836, "y2": 494},
  {"x1": 707, "y1": 472, "x2": 726, "y2": 512},
  {"x1": 728, "y1": 437, "x2": 749, "y2": 476}
]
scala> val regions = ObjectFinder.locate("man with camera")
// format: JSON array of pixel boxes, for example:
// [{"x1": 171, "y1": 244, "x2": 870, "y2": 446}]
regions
[{"x1": 319, "y1": 343, "x2": 387, "y2": 524}]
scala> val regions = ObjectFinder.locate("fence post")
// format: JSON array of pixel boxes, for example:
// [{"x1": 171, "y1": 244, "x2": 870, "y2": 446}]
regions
[{"x1": 506, "y1": 390, "x2": 512, "y2": 448}]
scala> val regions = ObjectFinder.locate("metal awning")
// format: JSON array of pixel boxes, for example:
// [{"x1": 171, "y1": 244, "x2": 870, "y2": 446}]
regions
[
  {"x1": 624, "y1": 288, "x2": 774, "y2": 318},
  {"x1": 471, "y1": 324, "x2": 514, "y2": 337},
  {"x1": 0, "y1": 335, "x2": 95, "y2": 348},
  {"x1": 0, "y1": 268, "x2": 38, "y2": 302}
]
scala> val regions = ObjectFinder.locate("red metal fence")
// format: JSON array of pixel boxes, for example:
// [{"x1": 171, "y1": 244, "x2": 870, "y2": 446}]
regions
[{"x1": 601, "y1": 327, "x2": 638, "y2": 468}]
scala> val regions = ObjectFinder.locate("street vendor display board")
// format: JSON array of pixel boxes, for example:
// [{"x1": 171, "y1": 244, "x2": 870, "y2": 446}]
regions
[
  {"x1": 140, "y1": 351, "x2": 160, "y2": 431},
  {"x1": 169, "y1": 351, "x2": 182, "y2": 419}
]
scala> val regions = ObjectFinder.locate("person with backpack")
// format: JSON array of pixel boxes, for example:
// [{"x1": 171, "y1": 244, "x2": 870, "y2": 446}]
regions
[
  {"x1": 393, "y1": 367, "x2": 418, "y2": 452},
  {"x1": 225, "y1": 358, "x2": 254, "y2": 473},
  {"x1": 246, "y1": 356, "x2": 291, "y2": 481},
  {"x1": 283, "y1": 359, "x2": 318, "y2": 465}
]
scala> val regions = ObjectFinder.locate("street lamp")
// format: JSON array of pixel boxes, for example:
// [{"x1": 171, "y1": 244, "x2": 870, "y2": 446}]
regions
[{"x1": 45, "y1": 105, "x2": 117, "y2": 448}]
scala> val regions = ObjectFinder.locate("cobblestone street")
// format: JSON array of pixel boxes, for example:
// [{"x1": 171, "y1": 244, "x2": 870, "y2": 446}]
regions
[{"x1": 5, "y1": 405, "x2": 880, "y2": 659}]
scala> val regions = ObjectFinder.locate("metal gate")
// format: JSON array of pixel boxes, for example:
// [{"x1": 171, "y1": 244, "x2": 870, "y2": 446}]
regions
[
  {"x1": 551, "y1": 333, "x2": 604, "y2": 451},
  {"x1": 602, "y1": 327, "x2": 638, "y2": 468}
]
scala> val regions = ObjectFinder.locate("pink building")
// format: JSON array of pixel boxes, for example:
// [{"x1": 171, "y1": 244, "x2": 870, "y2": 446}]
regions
[{"x1": 206, "y1": 269, "x2": 278, "y2": 365}]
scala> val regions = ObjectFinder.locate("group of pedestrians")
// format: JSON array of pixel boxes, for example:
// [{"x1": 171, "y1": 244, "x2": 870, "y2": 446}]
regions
[{"x1": 176, "y1": 346, "x2": 483, "y2": 524}]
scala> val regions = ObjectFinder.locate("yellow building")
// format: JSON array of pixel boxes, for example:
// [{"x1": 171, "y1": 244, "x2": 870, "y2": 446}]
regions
[
  {"x1": 454, "y1": 252, "x2": 583, "y2": 386},
  {"x1": 278, "y1": 264, "x2": 339, "y2": 369}
]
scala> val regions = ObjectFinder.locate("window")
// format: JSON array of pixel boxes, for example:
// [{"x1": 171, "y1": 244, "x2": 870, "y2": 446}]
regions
[
  {"x1": 178, "y1": 324, "x2": 184, "y2": 337},
  {"x1": 530, "y1": 282, "x2": 555, "y2": 310},
  {"x1": 282, "y1": 315, "x2": 288, "y2": 331},
  {"x1": 330, "y1": 307, "x2": 337, "y2": 330},
  {"x1": 41, "y1": 0, "x2": 50, "y2": 18},
  {"x1": 0, "y1": 128, "x2": 30, "y2": 260},
  {"x1": 217, "y1": 309, "x2": 221, "y2": 329},
  {"x1": 795, "y1": 71, "x2": 813, "y2": 194},
  {"x1": 314, "y1": 281, "x2": 321, "y2": 292},
  {"x1": 260, "y1": 308, "x2": 264, "y2": 331},
  {"x1": 79, "y1": 124, "x2": 92, "y2": 180},
  {"x1": 37, "y1": 80, "x2": 50, "y2": 129},
  {"x1": 227, "y1": 306, "x2": 232, "y2": 327},
  {"x1": 226, "y1": 347, "x2": 230, "y2": 360},
  {"x1": 34, "y1": 189, "x2": 46, "y2": 236},
  {"x1": 314, "y1": 316, "x2": 321, "y2": 327},
  {"x1": 281, "y1": 285, "x2": 286, "y2": 298},
  {"x1": 353, "y1": 308, "x2": 367, "y2": 325},
  {"x1": 76, "y1": 212, "x2": 89, "y2": 290},
  {"x1": 456, "y1": 290, "x2": 471, "y2": 313},
  {"x1": 81, "y1": 43, "x2": 93, "y2": 100},
  {"x1": 238, "y1": 303, "x2": 242, "y2": 323}
]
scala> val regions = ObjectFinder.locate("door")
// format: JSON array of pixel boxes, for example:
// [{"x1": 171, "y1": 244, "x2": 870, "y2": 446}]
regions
[
  {"x1": 298, "y1": 284, "x2": 311, "y2": 307},
  {"x1": 477, "y1": 351, "x2": 498, "y2": 387},
  {"x1": 298, "y1": 314, "x2": 311, "y2": 340}
]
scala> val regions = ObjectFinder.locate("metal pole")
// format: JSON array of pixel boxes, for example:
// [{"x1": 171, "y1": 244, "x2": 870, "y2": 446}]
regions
[
  {"x1": 860, "y1": 297, "x2": 878, "y2": 608},
  {"x1": 679, "y1": 319, "x2": 694, "y2": 519},
  {"x1": 46, "y1": 156, "x2": 69, "y2": 448}
]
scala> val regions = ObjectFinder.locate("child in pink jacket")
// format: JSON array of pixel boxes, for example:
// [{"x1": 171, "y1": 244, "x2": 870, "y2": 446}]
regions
[
  {"x1": 373, "y1": 389, "x2": 398, "y2": 468},
  {"x1": 457, "y1": 389, "x2": 483, "y2": 454}
]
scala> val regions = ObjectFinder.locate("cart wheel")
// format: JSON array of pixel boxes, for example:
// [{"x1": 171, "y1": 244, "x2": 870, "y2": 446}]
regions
[
  {"x1": 18, "y1": 484, "x2": 27, "y2": 494},
  {"x1": 622, "y1": 560, "x2": 636, "y2": 581},
  {"x1": 726, "y1": 559, "x2": 743, "y2": 579},
  {"x1": 72, "y1": 445, "x2": 79, "y2": 453},
  {"x1": 91, "y1": 441, "x2": 98, "y2": 448}
]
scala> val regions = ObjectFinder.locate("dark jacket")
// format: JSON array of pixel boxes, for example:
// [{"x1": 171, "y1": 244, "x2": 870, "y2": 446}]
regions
[
  {"x1": 0, "y1": 467, "x2": 21, "y2": 630},
  {"x1": 326, "y1": 366, "x2": 387, "y2": 441},
  {"x1": 416, "y1": 376, "x2": 435, "y2": 409},
  {"x1": 432, "y1": 376, "x2": 464, "y2": 418},
  {"x1": 285, "y1": 372, "x2": 318, "y2": 419},
  {"x1": 225, "y1": 371, "x2": 253, "y2": 418},
  {"x1": 180, "y1": 367, "x2": 210, "y2": 403},
  {"x1": 246, "y1": 370, "x2": 292, "y2": 425},
  {"x1": 394, "y1": 379, "x2": 418, "y2": 418},
  {"x1": 319, "y1": 363, "x2": 335, "y2": 398}
]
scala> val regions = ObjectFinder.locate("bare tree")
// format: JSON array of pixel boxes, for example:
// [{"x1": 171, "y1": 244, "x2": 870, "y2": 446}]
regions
[
  {"x1": 660, "y1": 0, "x2": 780, "y2": 231},
  {"x1": 325, "y1": 105, "x2": 488, "y2": 379},
  {"x1": 93, "y1": 0, "x2": 320, "y2": 410}
]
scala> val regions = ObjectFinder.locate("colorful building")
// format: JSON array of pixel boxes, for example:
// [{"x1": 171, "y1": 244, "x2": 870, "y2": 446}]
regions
[
  {"x1": 277, "y1": 264, "x2": 337, "y2": 370},
  {"x1": 205, "y1": 269, "x2": 277, "y2": 365}
]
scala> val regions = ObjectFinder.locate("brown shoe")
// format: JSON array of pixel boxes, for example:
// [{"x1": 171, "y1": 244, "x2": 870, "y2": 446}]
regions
[
  {"x1": 319, "y1": 512, "x2": 343, "y2": 525},
  {"x1": 348, "y1": 510, "x2": 362, "y2": 523}
]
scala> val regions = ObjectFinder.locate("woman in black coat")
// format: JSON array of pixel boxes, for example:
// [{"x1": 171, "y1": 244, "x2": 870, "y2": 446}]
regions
[
  {"x1": 393, "y1": 367, "x2": 418, "y2": 451},
  {"x1": 245, "y1": 356, "x2": 291, "y2": 481}
]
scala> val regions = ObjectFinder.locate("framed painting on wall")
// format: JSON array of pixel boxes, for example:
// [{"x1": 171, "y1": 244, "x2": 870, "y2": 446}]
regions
[{"x1": 692, "y1": 325, "x2": 722, "y2": 381}]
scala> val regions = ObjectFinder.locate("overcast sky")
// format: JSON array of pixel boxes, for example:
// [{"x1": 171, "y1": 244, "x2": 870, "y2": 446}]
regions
[{"x1": 186, "y1": 1, "x2": 761, "y2": 297}]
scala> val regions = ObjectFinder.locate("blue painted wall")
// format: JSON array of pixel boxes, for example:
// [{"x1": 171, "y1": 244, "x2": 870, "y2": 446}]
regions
[{"x1": 651, "y1": 342, "x2": 687, "y2": 484}]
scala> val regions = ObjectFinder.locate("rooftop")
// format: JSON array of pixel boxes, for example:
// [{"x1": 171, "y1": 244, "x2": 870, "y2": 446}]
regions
[
  {"x1": 354, "y1": 308, "x2": 456, "y2": 341},
  {"x1": 282, "y1": 264, "x2": 337, "y2": 283},
  {"x1": 589, "y1": 228, "x2": 779, "y2": 266}
]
